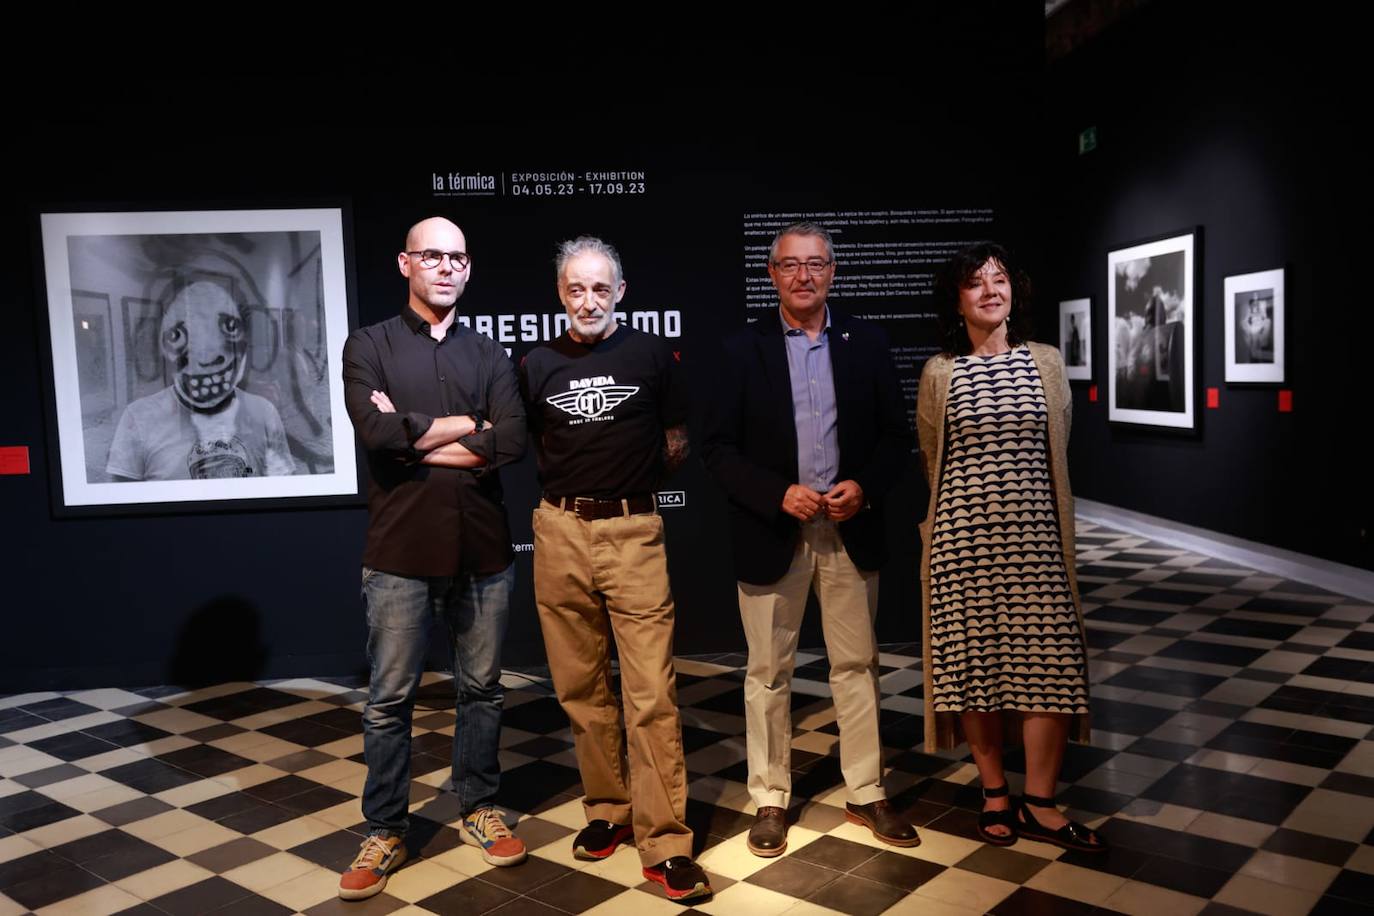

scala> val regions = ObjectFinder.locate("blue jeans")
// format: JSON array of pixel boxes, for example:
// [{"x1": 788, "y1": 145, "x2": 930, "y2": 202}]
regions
[{"x1": 360, "y1": 564, "x2": 513, "y2": 836}]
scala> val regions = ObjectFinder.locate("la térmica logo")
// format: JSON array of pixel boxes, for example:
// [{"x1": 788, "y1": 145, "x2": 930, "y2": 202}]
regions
[
  {"x1": 431, "y1": 172, "x2": 497, "y2": 196},
  {"x1": 546, "y1": 375, "x2": 639, "y2": 420}
]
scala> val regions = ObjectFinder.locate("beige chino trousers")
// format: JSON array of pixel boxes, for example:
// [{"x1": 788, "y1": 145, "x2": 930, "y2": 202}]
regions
[
  {"x1": 531, "y1": 504, "x2": 693, "y2": 866},
  {"x1": 738, "y1": 518, "x2": 885, "y2": 809}
]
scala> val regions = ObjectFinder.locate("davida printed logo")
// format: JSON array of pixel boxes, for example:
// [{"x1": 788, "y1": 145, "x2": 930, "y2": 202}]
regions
[{"x1": 546, "y1": 375, "x2": 639, "y2": 421}]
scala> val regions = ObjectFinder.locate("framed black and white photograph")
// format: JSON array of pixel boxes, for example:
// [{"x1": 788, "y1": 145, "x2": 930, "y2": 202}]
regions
[
  {"x1": 38, "y1": 207, "x2": 358, "y2": 511},
  {"x1": 1059, "y1": 297, "x2": 1092, "y2": 381},
  {"x1": 1224, "y1": 267, "x2": 1284, "y2": 384},
  {"x1": 1107, "y1": 230, "x2": 1196, "y2": 430}
]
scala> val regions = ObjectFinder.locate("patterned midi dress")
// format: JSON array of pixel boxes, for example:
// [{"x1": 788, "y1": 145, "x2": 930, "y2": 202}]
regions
[{"x1": 928, "y1": 346, "x2": 1090, "y2": 714}]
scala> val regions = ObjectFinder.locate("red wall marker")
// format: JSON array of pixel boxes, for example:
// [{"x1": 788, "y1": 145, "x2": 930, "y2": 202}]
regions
[
  {"x1": 1278, "y1": 390, "x2": 1293, "y2": 413},
  {"x1": 0, "y1": 446, "x2": 30, "y2": 475},
  {"x1": 1207, "y1": 388, "x2": 1220, "y2": 409},
  {"x1": 1088, "y1": 384, "x2": 1098, "y2": 403}
]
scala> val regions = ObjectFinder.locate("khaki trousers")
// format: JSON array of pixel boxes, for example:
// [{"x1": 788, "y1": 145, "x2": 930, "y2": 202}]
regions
[
  {"x1": 531, "y1": 503, "x2": 692, "y2": 865},
  {"x1": 738, "y1": 519, "x2": 884, "y2": 809}
]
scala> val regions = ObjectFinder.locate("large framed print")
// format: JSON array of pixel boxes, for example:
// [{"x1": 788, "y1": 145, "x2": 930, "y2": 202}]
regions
[
  {"x1": 1224, "y1": 267, "x2": 1284, "y2": 384},
  {"x1": 1059, "y1": 297, "x2": 1092, "y2": 381},
  {"x1": 38, "y1": 207, "x2": 358, "y2": 511},
  {"x1": 1107, "y1": 230, "x2": 1197, "y2": 429}
]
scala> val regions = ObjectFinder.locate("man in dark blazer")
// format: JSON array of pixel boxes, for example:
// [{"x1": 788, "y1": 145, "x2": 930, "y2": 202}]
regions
[{"x1": 701, "y1": 221, "x2": 916, "y2": 858}]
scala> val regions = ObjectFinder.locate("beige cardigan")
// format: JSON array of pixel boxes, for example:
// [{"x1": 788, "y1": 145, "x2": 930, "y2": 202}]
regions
[{"x1": 915, "y1": 342, "x2": 1092, "y2": 753}]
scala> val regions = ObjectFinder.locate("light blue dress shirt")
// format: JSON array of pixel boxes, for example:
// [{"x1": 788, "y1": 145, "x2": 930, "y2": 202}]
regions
[{"x1": 782, "y1": 306, "x2": 839, "y2": 492}]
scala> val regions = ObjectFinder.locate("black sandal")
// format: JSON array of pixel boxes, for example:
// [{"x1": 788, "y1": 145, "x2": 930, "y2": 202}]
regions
[
  {"x1": 977, "y1": 784, "x2": 1017, "y2": 846},
  {"x1": 1016, "y1": 793, "x2": 1107, "y2": 853}
]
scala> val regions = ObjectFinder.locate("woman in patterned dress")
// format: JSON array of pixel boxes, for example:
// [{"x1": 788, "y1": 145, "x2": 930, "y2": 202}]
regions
[{"x1": 915, "y1": 243, "x2": 1105, "y2": 852}]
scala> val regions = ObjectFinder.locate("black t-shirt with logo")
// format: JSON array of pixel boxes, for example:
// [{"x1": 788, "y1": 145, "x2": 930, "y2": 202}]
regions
[{"x1": 520, "y1": 326, "x2": 687, "y2": 499}]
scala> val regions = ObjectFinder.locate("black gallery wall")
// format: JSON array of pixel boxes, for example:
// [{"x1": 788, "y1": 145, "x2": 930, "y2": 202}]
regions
[
  {"x1": 9, "y1": 6, "x2": 1359, "y2": 693},
  {"x1": 1, "y1": 21, "x2": 1052, "y2": 691},
  {"x1": 1039, "y1": 3, "x2": 1370, "y2": 572}
]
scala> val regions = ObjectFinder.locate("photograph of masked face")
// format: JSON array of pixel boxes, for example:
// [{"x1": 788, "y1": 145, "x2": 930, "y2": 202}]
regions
[{"x1": 44, "y1": 211, "x2": 353, "y2": 504}]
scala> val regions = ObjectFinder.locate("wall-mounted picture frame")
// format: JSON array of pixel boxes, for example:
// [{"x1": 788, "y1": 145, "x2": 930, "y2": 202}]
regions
[
  {"x1": 1059, "y1": 297, "x2": 1092, "y2": 381},
  {"x1": 1107, "y1": 229, "x2": 1197, "y2": 430},
  {"x1": 37, "y1": 207, "x2": 359, "y2": 513},
  {"x1": 1224, "y1": 267, "x2": 1284, "y2": 384}
]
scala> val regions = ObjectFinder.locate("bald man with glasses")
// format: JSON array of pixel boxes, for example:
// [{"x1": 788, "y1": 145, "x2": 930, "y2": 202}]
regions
[{"x1": 338, "y1": 217, "x2": 528, "y2": 900}]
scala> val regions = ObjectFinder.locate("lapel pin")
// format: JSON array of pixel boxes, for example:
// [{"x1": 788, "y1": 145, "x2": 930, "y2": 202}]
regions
[{"x1": 841, "y1": 332, "x2": 850, "y2": 341}]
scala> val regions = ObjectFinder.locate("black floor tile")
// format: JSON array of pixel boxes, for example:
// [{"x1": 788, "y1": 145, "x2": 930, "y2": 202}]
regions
[
  {"x1": 748, "y1": 856, "x2": 842, "y2": 897},
  {"x1": 526, "y1": 870, "x2": 628, "y2": 911},
  {"x1": 155, "y1": 744, "x2": 257, "y2": 777},
  {"x1": 1133, "y1": 855, "x2": 1235, "y2": 897},
  {"x1": 4, "y1": 861, "x2": 108, "y2": 910},
  {"x1": 989, "y1": 886, "x2": 1098, "y2": 916},
  {"x1": 1087, "y1": 698, "x2": 1179, "y2": 736},
  {"x1": 1140, "y1": 764, "x2": 1311, "y2": 824},
  {"x1": 1260, "y1": 828, "x2": 1358, "y2": 866},
  {"x1": 215, "y1": 893, "x2": 297, "y2": 916},
  {"x1": 0, "y1": 850, "x2": 68, "y2": 890},
  {"x1": 1237, "y1": 597, "x2": 1329, "y2": 617},
  {"x1": 244, "y1": 774, "x2": 321, "y2": 803},
  {"x1": 1164, "y1": 571, "x2": 1248, "y2": 587},
  {"x1": 277, "y1": 784, "x2": 356, "y2": 815},
  {"x1": 791, "y1": 835, "x2": 881, "y2": 870},
  {"x1": 1084, "y1": 606, "x2": 1175, "y2": 628},
  {"x1": 17, "y1": 697, "x2": 100, "y2": 720},
  {"x1": 418, "y1": 877, "x2": 518, "y2": 915},
  {"x1": 1101, "y1": 666, "x2": 1226, "y2": 698},
  {"x1": 851, "y1": 850, "x2": 946, "y2": 890},
  {"x1": 259, "y1": 718, "x2": 351, "y2": 746},
  {"x1": 12, "y1": 762, "x2": 87, "y2": 788},
  {"x1": 1129, "y1": 587, "x2": 1216, "y2": 606},
  {"x1": 289, "y1": 829, "x2": 371, "y2": 871},
  {"x1": 27, "y1": 730, "x2": 120, "y2": 760},
  {"x1": 1102, "y1": 817, "x2": 1256, "y2": 872},
  {"x1": 101, "y1": 757, "x2": 202, "y2": 794},
  {"x1": 1199, "y1": 617, "x2": 1304, "y2": 642},
  {"x1": 1325, "y1": 868, "x2": 1374, "y2": 904},
  {"x1": 92, "y1": 795, "x2": 175, "y2": 826},
  {"x1": 218, "y1": 801, "x2": 301, "y2": 834},
  {"x1": 956, "y1": 845, "x2": 1050, "y2": 883},
  {"x1": 1156, "y1": 639, "x2": 1264, "y2": 667},
  {"x1": 81, "y1": 719, "x2": 173, "y2": 747},
  {"x1": 0, "y1": 798, "x2": 80, "y2": 832},
  {"x1": 148, "y1": 875, "x2": 255, "y2": 916},
  {"x1": 1304, "y1": 657, "x2": 1374, "y2": 683},
  {"x1": 806, "y1": 873, "x2": 908, "y2": 916}
]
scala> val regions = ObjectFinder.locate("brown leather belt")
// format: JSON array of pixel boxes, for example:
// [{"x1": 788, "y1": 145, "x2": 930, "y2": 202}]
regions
[{"x1": 543, "y1": 493, "x2": 656, "y2": 521}]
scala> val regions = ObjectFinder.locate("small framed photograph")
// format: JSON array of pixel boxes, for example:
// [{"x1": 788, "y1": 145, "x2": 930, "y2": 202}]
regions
[
  {"x1": 1224, "y1": 268, "x2": 1284, "y2": 384},
  {"x1": 1059, "y1": 297, "x2": 1092, "y2": 381},
  {"x1": 37, "y1": 206, "x2": 359, "y2": 513},
  {"x1": 1107, "y1": 229, "x2": 1197, "y2": 430}
]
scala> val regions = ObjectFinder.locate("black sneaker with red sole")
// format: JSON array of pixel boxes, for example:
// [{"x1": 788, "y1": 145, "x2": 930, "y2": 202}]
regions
[
  {"x1": 572, "y1": 820, "x2": 634, "y2": 860},
  {"x1": 642, "y1": 856, "x2": 712, "y2": 901}
]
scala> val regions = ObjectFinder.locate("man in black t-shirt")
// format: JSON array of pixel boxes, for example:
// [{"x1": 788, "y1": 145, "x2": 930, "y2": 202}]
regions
[{"x1": 520, "y1": 237, "x2": 709, "y2": 902}]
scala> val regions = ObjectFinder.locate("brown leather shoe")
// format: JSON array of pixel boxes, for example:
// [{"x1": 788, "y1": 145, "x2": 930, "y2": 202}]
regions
[
  {"x1": 845, "y1": 800, "x2": 919, "y2": 847},
  {"x1": 747, "y1": 806, "x2": 788, "y2": 857}
]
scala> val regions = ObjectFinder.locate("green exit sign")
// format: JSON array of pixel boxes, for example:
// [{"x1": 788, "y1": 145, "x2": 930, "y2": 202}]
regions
[{"x1": 1079, "y1": 127, "x2": 1098, "y2": 155}]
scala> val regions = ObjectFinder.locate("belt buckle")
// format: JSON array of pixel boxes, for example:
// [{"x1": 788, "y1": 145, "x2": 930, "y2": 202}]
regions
[{"x1": 573, "y1": 496, "x2": 597, "y2": 521}]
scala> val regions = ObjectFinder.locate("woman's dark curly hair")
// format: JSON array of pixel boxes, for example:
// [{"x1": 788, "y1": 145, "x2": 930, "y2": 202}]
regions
[{"x1": 934, "y1": 241, "x2": 1034, "y2": 356}]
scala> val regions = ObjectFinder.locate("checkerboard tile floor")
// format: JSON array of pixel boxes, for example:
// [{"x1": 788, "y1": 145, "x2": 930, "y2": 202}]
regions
[{"x1": 3, "y1": 521, "x2": 1373, "y2": 915}]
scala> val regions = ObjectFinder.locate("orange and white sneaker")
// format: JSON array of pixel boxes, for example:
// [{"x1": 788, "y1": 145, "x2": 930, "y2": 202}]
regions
[
  {"x1": 338, "y1": 833, "x2": 407, "y2": 900},
  {"x1": 459, "y1": 807, "x2": 527, "y2": 866}
]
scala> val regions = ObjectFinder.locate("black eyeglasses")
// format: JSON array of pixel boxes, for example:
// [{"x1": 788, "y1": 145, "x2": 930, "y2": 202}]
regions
[
  {"x1": 406, "y1": 250, "x2": 471, "y2": 270},
  {"x1": 772, "y1": 258, "x2": 833, "y2": 277}
]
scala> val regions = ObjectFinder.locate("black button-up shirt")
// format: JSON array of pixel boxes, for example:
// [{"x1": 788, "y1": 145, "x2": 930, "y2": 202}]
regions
[{"x1": 342, "y1": 306, "x2": 526, "y2": 577}]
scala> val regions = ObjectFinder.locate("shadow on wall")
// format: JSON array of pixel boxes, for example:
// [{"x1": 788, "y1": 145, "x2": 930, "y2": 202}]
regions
[{"x1": 167, "y1": 595, "x2": 268, "y2": 687}]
